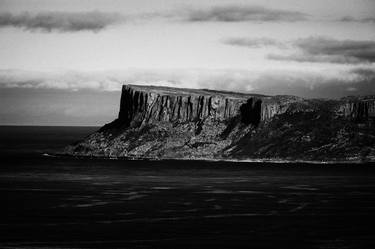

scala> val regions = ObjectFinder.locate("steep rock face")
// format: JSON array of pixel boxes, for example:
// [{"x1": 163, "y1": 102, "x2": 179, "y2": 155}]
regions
[
  {"x1": 115, "y1": 85, "x2": 301, "y2": 128},
  {"x1": 65, "y1": 85, "x2": 375, "y2": 162},
  {"x1": 118, "y1": 85, "x2": 249, "y2": 126},
  {"x1": 337, "y1": 96, "x2": 375, "y2": 122},
  {"x1": 260, "y1": 96, "x2": 304, "y2": 121}
]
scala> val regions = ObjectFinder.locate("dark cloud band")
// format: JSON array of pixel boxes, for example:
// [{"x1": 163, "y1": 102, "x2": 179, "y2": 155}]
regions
[
  {"x1": 340, "y1": 16, "x2": 375, "y2": 23},
  {"x1": 0, "y1": 11, "x2": 125, "y2": 32},
  {"x1": 222, "y1": 37, "x2": 287, "y2": 49},
  {"x1": 0, "y1": 5, "x2": 309, "y2": 33},
  {"x1": 184, "y1": 5, "x2": 307, "y2": 22},
  {"x1": 224, "y1": 36, "x2": 375, "y2": 64},
  {"x1": 281, "y1": 37, "x2": 375, "y2": 64}
]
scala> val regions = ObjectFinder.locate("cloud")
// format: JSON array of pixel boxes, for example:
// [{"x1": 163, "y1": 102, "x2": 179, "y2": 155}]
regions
[
  {"x1": 1, "y1": 67, "x2": 374, "y2": 99},
  {"x1": 350, "y1": 67, "x2": 375, "y2": 81},
  {"x1": 267, "y1": 53, "x2": 366, "y2": 64},
  {"x1": 340, "y1": 16, "x2": 375, "y2": 23},
  {"x1": 268, "y1": 37, "x2": 375, "y2": 64},
  {"x1": 222, "y1": 37, "x2": 288, "y2": 49},
  {"x1": 0, "y1": 70, "x2": 124, "y2": 91},
  {"x1": 0, "y1": 5, "x2": 309, "y2": 33},
  {"x1": 183, "y1": 5, "x2": 307, "y2": 22},
  {"x1": 0, "y1": 11, "x2": 125, "y2": 32},
  {"x1": 223, "y1": 36, "x2": 375, "y2": 64}
]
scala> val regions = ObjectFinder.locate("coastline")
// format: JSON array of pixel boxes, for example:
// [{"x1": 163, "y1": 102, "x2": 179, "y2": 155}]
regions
[{"x1": 50, "y1": 153, "x2": 375, "y2": 165}]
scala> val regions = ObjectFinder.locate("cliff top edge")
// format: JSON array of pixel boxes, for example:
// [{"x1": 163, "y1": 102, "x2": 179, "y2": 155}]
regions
[
  {"x1": 123, "y1": 84, "x2": 267, "y2": 99},
  {"x1": 123, "y1": 84, "x2": 375, "y2": 102}
]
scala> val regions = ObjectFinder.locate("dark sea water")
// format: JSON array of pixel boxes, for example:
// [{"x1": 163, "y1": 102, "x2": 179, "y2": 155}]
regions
[{"x1": 1, "y1": 126, "x2": 375, "y2": 249}]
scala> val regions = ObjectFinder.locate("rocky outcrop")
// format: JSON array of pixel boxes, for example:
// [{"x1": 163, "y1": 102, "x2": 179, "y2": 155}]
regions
[
  {"x1": 118, "y1": 85, "x2": 249, "y2": 126},
  {"x1": 65, "y1": 85, "x2": 375, "y2": 162},
  {"x1": 260, "y1": 96, "x2": 304, "y2": 121},
  {"x1": 112, "y1": 85, "x2": 302, "y2": 129},
  {"x1": 337, "y1": 96, "x2": 375, "y2": 122}
]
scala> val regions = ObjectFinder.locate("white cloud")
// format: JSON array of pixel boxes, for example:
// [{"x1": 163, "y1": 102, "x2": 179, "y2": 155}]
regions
[{"x1": 1, "y1": 67, "x2": 374, "y2": 98}]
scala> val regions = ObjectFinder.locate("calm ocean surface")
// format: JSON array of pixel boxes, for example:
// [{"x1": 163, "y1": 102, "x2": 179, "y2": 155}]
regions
[{"x1": 1, "y1": 126, "x2": 375, "y2": 249}]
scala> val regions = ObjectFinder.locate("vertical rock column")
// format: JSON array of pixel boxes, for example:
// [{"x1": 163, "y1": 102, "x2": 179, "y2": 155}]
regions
[{"x1": 118, "y1": 85, "x2": 260, "y2": 126}]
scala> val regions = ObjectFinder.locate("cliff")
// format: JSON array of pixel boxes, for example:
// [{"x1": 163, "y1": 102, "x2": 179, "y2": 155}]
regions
[
  {"x1": 112, "y1": 85, "x2": 302, "y2": 127},
  {"x1": 65, "y1": 85, "x2": 375, "y2": 162},
  {"x1": 337, "y1": 96, "x2": 375, "y2": 122}
]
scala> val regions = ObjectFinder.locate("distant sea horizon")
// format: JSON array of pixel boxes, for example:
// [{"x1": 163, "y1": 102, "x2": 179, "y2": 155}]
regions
[{"x1": 0, "y1": 125, "x2": 99, "y2": 156}]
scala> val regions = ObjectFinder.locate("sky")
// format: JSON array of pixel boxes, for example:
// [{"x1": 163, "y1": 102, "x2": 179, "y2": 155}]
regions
[{"x1": 0, "y1": 0, "x2": 374, "y2": 125}]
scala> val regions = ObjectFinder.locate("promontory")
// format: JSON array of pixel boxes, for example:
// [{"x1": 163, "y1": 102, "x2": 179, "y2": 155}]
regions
[{"x1": 64, "y1": 85, "x2": 375, "y2": 162}]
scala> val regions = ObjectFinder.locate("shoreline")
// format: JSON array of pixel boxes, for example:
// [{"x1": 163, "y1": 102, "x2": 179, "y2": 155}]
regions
[{"x1": 49, "y1": 153, "x2": 375, "y2": 165}]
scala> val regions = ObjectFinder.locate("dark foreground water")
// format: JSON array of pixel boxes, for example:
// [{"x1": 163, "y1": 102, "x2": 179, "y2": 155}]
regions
[{"x1": 1, "y1": 126, "x2": 375, "y2": 249}]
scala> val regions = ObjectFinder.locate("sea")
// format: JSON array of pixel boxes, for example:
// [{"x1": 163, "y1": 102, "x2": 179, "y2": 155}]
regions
[{"x1": 1, "y1": 126, "x2": 375, "y2": 249}]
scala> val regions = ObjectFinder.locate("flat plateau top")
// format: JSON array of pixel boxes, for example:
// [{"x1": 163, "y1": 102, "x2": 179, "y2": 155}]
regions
[
  {"x1": 125, "y1": 84, "x2": 267, "y2": 99},
  {"x1": 125, "y1": 84, "x2": 375, "y2": 103}
]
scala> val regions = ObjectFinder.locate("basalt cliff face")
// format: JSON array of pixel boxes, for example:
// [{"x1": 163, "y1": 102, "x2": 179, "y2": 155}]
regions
[
  {"x1": 65, "y1": 85, "x2": 375, "y2": 162},
  {"x1": 109, "y1": 85, "x2": 299, "y2": 127}
]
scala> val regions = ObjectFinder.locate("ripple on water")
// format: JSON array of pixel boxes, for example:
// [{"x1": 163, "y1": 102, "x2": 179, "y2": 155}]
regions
[
  {"x1": 151, "y1": 187, "x2": 174, "y2": 190},
  {"x1": 281, "y1": 185, "x2": 318, "y2": 191},
  {"x1": 184, "y1": 209, "x2": 198, "y2": 212},
  {"x1": 237, "y1": 190, "x2": 266, "y2": 194},
  {"x1": 200, "y1": 189, "x2": 266, "y2": 194},
  {"x1": 76, "y1": 201, "x2": 108, "y2": 208},
  {"x1": 204, "y1": 213, "x2": 262, "y2": 218},
  {"x1": 122, "y1": 194, "x2": 147, "y2": 201},
  {"x1": 199, "y1": 189, "x2": 233, "y2": 194},
  {"x1": 289, "y1": 203, "x2": 308, "y2": 212},
  {"x1": 160, "y1": 210, "x2": 176, "y2": 213}
]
